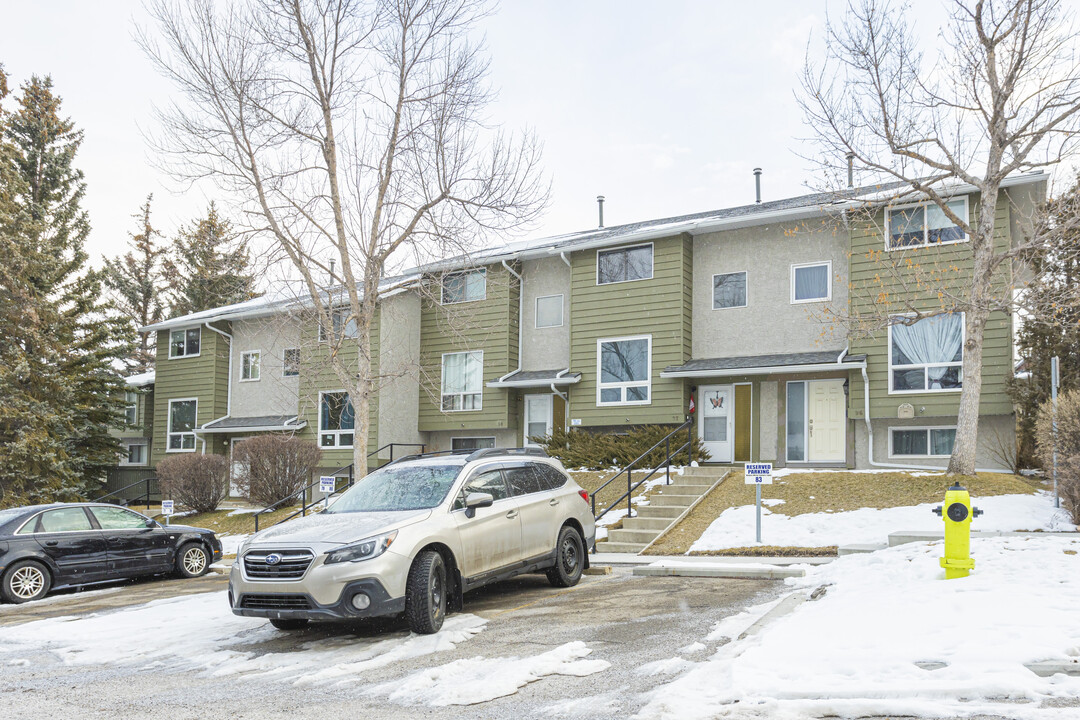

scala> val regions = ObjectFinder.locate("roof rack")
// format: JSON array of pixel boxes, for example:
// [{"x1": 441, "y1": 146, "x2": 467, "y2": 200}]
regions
[
  {"x1": 465, "y1": 447, "x2": 549, "y2": 462},
  {"x1": 388, "y1": 448, "x2": 474, "y2": 465}
]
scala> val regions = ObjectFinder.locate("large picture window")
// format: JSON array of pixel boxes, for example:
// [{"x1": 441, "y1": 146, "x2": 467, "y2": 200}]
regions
[
  {"x1": 887, "y1": 198, "x2": 967, "y2": 249},
  {"x1": 441, "y1": 269, "x2": 487, "y2": 304},
  {"x1": 319, "y1": 391, "x2": 355, "y2": 448},
  {"x1": 597, "y1": 335, "x2": 651, "y2": 405},
  {"x1": 713, "y1": 272, "x2": 747, "y2": 309},
  {"x1": 169, "y1": 328, "x2": 201, "y2": 358},
  {"x1": 167, "y1": 398, "x2": 197, "y2": 452},
  {"x1": 441, "y1": 351, "x2": 483, "y2": 411},
  {"x1": 597, "y1": 244, "x2": 653, "y2": 285},
  {"x1": 890, "y1": 313, "x2": 964, "y2": 392},
  {"x1": 791, "y1": 262, "x2": 831, "y2": 303},
  {"x1": 890, "y1": 427, "x2": 956, "y2": 457}
]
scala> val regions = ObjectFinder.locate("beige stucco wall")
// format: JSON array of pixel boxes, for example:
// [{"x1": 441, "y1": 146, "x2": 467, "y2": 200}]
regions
[
  {"x1": 692, "y1": 219, "x2": 849, "y2": 359},
  {"x1": 424, "y1": 428, "x2": 520, "y2": 453},
  {"x1": 520, "y1": 256, "x2": 571, "y2": 372},
  {"x1": 230, "y1": 316, "x2": 301, "y2": 418},
  {"x1": 376, "y1": 290, "x2": 425, "y2": 458}
]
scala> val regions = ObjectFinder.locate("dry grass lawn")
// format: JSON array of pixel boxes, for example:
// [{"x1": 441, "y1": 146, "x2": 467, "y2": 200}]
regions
[
  {"x1": 153, "y1": 506, "x2": 301, "y2": 537},
  {"x1": 645, "y1": 470, "x2": 1040, "y2": 556}
]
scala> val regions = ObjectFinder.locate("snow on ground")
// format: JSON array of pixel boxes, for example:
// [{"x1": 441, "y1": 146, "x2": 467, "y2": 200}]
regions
[
  {"x1": 637, "y1": 535, "x2": 1080, "y2": 719},
  {"x1": 219, "y1": 533, "x2": 250, "y2": 555},
  {"x1": 0, "y1": 591, "x2": 484, "y2": 683},
  {"x1": 0, "y1": 586, "x2": 123, "y2": 614},
  {"x1": 578, "y1": 467, "x2": 687, "y2": 541},
  {"x1": 690, "y1": 492, "x2": 1075, "y2": 551},
  {"x1": 367, "y1": 641, "x2": 609, "y2": 706}
]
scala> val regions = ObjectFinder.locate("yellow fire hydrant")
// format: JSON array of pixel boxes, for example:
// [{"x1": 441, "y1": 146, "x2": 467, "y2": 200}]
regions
[{"x1": 933, "y1": 482, "x2": 983, "y2": 579}]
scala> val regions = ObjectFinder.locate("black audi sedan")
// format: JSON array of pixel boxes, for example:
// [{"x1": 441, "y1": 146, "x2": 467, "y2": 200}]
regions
[{"x1": 0, "y1": 503, "x2": 223, "y2": 603}]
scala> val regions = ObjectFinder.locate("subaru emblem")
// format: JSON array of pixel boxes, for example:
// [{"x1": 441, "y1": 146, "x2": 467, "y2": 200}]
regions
[{"x1": 265, "y1": 553, "x2": 282, "y2": 566}]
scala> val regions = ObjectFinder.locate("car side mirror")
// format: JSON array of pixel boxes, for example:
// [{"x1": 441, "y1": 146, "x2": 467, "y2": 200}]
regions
[
  {"x1": 145, "y1": 519, "x2": 158, "y2": 528},
  {"x1": 464, "y1": 491, "x2": 494, "y2": 518}
]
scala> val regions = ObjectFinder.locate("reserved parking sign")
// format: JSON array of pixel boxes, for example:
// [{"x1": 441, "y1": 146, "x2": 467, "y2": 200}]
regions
[
  {"x1": 744, "y1": 463, "x2": 773, "y2": 484},
  {"x1": 319, "y1": 476, "x2": 335, "y2": 493},
  {"x1": 161, "y1": 500, "x2": 175, "y2": 515}
]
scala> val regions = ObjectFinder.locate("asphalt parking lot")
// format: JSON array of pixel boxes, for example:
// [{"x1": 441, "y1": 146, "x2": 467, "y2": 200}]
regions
[{"x1": 0, "y1": 567, "x2": 781, "y2": 720}]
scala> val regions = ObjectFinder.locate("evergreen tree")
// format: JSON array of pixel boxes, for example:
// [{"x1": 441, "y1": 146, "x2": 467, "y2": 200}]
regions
[
  {"x1": 104, "y1": 195, "x2": 166, "y2": 372},
  {"x1": 167, "y1": 202, "x2": 255, "y2": 314},
  {"x1": 0, "y1": 74, "x2": 129, "y2": 506}
]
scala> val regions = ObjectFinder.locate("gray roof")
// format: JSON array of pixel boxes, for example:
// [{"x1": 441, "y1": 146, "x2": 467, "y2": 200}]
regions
[
  {"x1": 486, "y1": 369, "x2": 582, "y2": 387},
  {"x1": 663, "y1": 351, "x2": 867, "y2": 375},
  {"x1": 200, "y1": 415, "x2": 305, "y2": 431}
]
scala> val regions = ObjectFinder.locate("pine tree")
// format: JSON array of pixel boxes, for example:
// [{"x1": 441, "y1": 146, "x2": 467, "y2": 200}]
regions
[
  {"x1": 0, "y1": 74, "x2": 129, "y2": 506},
  {"x1": 167, "y1": 202, "x2": 255, "y2": 314},
  {"x1": 104, "y1": 195, "x2": 166, "y2": 372}
]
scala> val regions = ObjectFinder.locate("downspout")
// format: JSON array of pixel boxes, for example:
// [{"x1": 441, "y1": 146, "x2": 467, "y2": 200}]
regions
[
  {"x1": 559, "y1": 252, "x2": 571, "y2": 268},
  {"x1": 198, "y1": 321, "x2": 234, "y2": 455},
  {"x1": 497, "y1": 260, "x2": 525, "y2": 383}
]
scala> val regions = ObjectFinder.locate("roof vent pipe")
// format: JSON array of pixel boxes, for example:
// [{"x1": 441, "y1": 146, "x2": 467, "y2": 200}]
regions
[
  {"x1": 597, "y1": 195, "x2": 605, "y2": 228},
  {"x1": 846, "y1": 152, "x2": 855, "y2": 188},
  {"x1": 753, "y1": 168, "x2": 762, "y2": 204}
]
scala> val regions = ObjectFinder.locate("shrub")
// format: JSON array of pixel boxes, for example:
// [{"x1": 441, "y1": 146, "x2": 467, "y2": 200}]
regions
[
  {"x1": 539, "y1": 425, "x2": 710, "y2": 471},
  {"x1": 232, "y1": 435, "x2": 322, "y2": 507},
  {"x1": 1035, "y1": 390, "x2": 1080, "y2": 525},
  {"x1": 156, "y1": 453, "x2": 230, "y2": 513}
]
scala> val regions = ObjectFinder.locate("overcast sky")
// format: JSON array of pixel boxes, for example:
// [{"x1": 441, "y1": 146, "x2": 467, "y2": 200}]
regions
[{"x1": 2, "y1": 0, "x2": 991, "y2": 269}]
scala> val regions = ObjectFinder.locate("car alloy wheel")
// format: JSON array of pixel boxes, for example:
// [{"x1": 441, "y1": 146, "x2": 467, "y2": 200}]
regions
[
  {"x1": 183, "y1": 546, "x2": 207, "y2": 576},
  {"x1": 10, "y1": 565, "x2": 45, "y2": 600}
]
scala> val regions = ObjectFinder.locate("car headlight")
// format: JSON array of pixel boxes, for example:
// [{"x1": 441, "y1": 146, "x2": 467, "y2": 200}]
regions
[{"x1": 324, "y1": 531, "x2": 398, "y2": 565}]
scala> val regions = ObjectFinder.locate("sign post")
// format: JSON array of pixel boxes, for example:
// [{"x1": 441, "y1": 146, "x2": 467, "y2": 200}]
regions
[
  {"x1": 161, "y1": 499, "x2": 174, "y2": 526},
  {"x1": 744, "y1": 463, "x2": 773, "y2": 544}
]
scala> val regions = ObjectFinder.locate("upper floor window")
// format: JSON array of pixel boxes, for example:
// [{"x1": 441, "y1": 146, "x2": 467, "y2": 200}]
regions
[
  {"x1": 319, "y1": 391, "x2": 355, "y2": 448},
  {"x1": 597, "y1": 244, "x2": 653, "y2": 285},
  {"x1": 535, "y1": 294, "x2": 564, "y2": 328},
  {"x1": 169, "y1": 328, "x2": 200, "y2": 358},
  {"x1": 889, "y1": 313, "x2": 964, "y2": 393},
  {"x1": 713, "y1": 272, "x2": 747, "y2": 309},
  {"x1": 240, "y1": 351, "x2": 261, "y2": 381},
  {"x1": 442, "y1": 269, "x2": 487, "y2": 304},
  {"x1": 283, "y1": 348, "x2": 300, "y2": 377},
  {"x1": 167, "y1": 398, "x2": 198, "y2": 452},
  {"x1": 597, "y1": 335, "x2": 651, "y2": 405},
  {"x1": 791, "y1": 261, "x2": 831, "y2": 303},
  {"x1": 887, "y1": 198, "x2": 967, "y2": 249},
  {"x1": 319, "y1": 308, "x2": 359, "y2": 342},
  {"x1": 441, "y1": 351, "x2": 483, "y2": 411},
  {"x1": 124, "y1": 391, "x2": 138, "y2": 426}
]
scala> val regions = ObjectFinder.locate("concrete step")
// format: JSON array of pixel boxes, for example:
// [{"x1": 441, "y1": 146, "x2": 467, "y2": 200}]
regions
[
  {"x1": 838, "y1": 543, "x2": 887, "y2": 556},
  {"x1": 680, "y1": 466, "x2": 730, "y2": 477},
  {"x1": 665, "y1": 481, "x2": 714, "y2": 492},
  {"x1": 635, "y1": 505, "x2": 686, "y2": 519},
  {"x1": 594, "y1": 541, "x2": 647, "y2": 554},
  {"x1": 622, "y1": 517, "x2": 672, "y2": 531},
  {"x1": 608, "y1": 528, "x2": 662, "y2": 544},
  {"x1": 649, "y1": 493, "x2": 700, "y2": 507}
]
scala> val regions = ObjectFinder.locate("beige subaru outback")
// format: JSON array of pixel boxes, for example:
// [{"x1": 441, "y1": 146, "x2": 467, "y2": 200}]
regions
[{"x1": 229, "y1": 448, "x2": 595, "y2": 634}]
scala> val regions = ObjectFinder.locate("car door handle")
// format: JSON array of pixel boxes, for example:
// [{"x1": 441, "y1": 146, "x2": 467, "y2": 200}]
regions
[
  {"x1": 45, "y1": 540, "x2": 59, "y2": 547},
  {"x1": 505, "y1": 510, "x2": 519, "y2": 519},
  {"x1": 549, "y1": 499, "x2": 560, "y2": 506}
]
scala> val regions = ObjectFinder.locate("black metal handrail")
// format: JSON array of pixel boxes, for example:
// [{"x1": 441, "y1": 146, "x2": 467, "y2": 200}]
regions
[
  {"x1": 94, "y1": 477, "x2": 160, "y2": 511},
  {"x1": 253, "y1": 463, "x2": 354, "y2": 531},
  {"x1": 591, "y1": 419, "x2": 694, "y2": 524},
  {"x1": 370, "y1": 442, "x2": 426, "y2": 467}
]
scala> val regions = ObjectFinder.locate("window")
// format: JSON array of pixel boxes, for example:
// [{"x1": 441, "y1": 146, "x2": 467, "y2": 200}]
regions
[
  {"x1": 283, "y1": 348, "x2": 300, "y2": 377},
  {"x1": 38, "y1": 507, "x2": 93, "y2": 533},
  {"x1": 597, "y1": 335, "x2": 651, "y2": 405},
  {"x1": 441, "y1": 351, "x2": 483, "y2": 411},
  {"x1": 121, "y1": 440, "x2": 148, "y2": 466},
  {"x1": 167, "y1": 399, "x2": 198, "y2": 452},
  {"x1": 786, "y1": 381, "x2": 807, "y2": 462},
  {"x1": 889, "y1": 313, "x2": 964, "y2": 393},
  {"x1": 887, "y1": 198, "x2": 967, "y2": 249},
  {"x1": 597, "y1": 244, "x2": 653, "y2": 285},
  {"x1": 462, "y1": 469, "x2": 508, "y2": 502},
  {"x1": 451, "y1": 437, "x2": 495, "y2": 451},
  {"x1": 535, "y1": 464, "x2": 568, "y2": 491},
  {"x1": 504, "y1": 465, "x2": 542, "y2": 495},
  {"x1": 125, "y1": 391, "x2": 138, "y2": 426},
  {"x1": 240, "y1": 351, "x2": 260, "y2": 381},
  {"x1": 890, "y1": 427, "x2": 957, "y2": 457},
  {"x1": 535, "y1": 294, "x2": 564, "y2": 328},
  {"x1": 90, "y1": 506, "x2": 151, "y2": 530},
  {"x1": 791, "y1": 262, "x2": 831, "y2": 303},
  {"x1": 318, "y1": 308, "x2": 359, "y2": 342},
  {"x1": 441, "y1": 269, "x2": 487, "y2": 304},
  {"x1": 169, "y1": 327, "x2": 201, "y2": 358},
  {"x1": 713, "y1": 272, "x2": 747, "y2": 309},
  {"x1": 319, "y1": 391, "x2": 355, "y2": 448}
]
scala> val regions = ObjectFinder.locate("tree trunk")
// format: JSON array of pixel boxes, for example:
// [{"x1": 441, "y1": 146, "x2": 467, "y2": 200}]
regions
[{"x1": 352, "y1": 333, "x2": 372, "y2": 478}]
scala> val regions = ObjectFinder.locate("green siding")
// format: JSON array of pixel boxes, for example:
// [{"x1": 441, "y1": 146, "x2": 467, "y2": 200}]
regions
[
  {"x1": 847, "y1": 192, "x2": 1014, "y2": 419},
  {"x1": 418, "y1": 264, "x2": 519, "y2": 432},
  {"x1": 568, "y1": 235, "x2": 692, "y2": 427}
]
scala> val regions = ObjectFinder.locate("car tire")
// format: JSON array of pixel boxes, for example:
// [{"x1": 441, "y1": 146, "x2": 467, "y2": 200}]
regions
[
  {"x1": 176, "y1": 542, "x2": 209, "y2": 578},
  {"x1": 269, "y1": 618, "x2": 309, "y2": 631},
  {"x1": 546, "y1": 525, "x2": 584, "y2": 588},
  {"x1": 405, "y1": 550, "x2": 447, "y2": 634},
  {"x1": 2, "y1": 559, "x2": 52, "y2": 604}
]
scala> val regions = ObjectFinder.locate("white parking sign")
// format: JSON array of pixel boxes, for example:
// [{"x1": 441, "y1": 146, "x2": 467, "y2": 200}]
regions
[
  {"x1": 161, "y1": 500, "x2": 175, "y2": 515},
  {"x1": 319, "y1": 476, "x2": 336, "y2": 493},
  {"x1": 744, "y1": 463, "x2": 773, "y2": 484}
]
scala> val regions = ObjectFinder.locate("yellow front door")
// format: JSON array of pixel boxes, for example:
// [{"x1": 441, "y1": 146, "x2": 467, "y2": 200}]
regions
[{"x1": 808, "y1": 380, "x2": 845, "y2": 462}]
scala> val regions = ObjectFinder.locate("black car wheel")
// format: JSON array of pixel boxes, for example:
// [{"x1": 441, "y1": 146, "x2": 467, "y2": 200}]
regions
[
  {"x1": 269, "y1": 618, "x2": 309, "y2": 631},
  {"x1": 176, "y1": 542, "x2": 209, "y2": 578},
  {"x1": 405, "y1": 550, "x2": 446, "y2": 634},
  {"x1": 546, "y1": 525, "x2": 584, "y2": 588},
  {"x1": 2, "y1": 559, "x2": 52, "y2": 604}
]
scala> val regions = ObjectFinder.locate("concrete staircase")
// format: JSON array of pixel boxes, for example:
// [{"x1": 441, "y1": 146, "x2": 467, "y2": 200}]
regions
[{"x1": 594, "y1": 467, "x2": 727, "y2": 554}]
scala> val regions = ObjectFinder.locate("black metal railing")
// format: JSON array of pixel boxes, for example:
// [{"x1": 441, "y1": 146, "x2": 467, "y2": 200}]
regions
[
  {"x1": 94, "y1": 477, "x2": 161, "y2": 510},
  {"x1": 591, "y1": 419, "x2": 693, "y2": 525},
  {"x1": 371, "y1": 443, "x2": 426, "y2": 468},
  {"x1": 253, "y1": 463, "x2": 354, "y2": 531}
]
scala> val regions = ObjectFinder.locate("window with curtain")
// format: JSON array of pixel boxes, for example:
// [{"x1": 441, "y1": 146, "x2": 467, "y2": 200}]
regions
[
  {"x1": 888, "y1": 199, "x2": 967, "y2": 249},
  {"x1": 713, "y1": 272, "x2": 747, "y2": 309},
  {"x1": 791, "y1": 263, "x2": 830, "y2": 302},
  {"x1": 891, "y1": 427, "x2": 956, "y2": 457},
  {"x1": 320, "y1": 392, "x2": 355, "y2": 447},
  {"x1": 598, "y1": 336, "x2": 650, "y2": 404},
  {"x1": 441, "y1": 351, "x2": 483, "y2": 411},
  {"x1": 441, "y1": 269, "x2": 487, "y2": 304},
  {"x1": 890, "y1": 313, "x2": 964, "y2": 392},
  {"x1": 597, "y1": 245, "x2": 653, "y2": 284}
]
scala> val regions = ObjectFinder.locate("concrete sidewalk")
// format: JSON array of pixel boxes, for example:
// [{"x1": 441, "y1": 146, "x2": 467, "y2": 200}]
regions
[{"x1": 591, "y1": 552, "x2": 833, "y2": 567}]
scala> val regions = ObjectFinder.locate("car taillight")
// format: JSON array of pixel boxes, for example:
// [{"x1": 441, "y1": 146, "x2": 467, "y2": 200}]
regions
[{"x1": 578, "y1": 489, "x2": 589, "y2": 503}]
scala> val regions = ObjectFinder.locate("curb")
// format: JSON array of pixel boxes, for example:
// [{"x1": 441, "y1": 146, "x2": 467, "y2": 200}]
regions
[{"x1": 632, "y1": 564, "x2": 806, "y2": 580}]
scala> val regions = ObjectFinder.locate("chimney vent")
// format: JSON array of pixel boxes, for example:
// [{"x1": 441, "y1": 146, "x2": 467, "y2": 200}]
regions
[
  {"x1": 846, "y1": 152, "x2": 855, "y2": 188},
  {"x1": 597, "y1": 195, "x2": 605, "y2": 228},
  {"x1": 753, "y1": 168, "x2": 762, "y2": 204}
]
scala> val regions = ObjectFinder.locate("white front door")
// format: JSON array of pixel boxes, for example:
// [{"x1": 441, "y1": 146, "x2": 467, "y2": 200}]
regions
[
  {"x1": 524, "y1": 394, "x2": 553, "y2": 446},
  {"x1": 808, "y1": 380, "x2": 846, "y2": 462},
  {"x1": 699, "y1": 385, "x2": 734, "y2": 462}
]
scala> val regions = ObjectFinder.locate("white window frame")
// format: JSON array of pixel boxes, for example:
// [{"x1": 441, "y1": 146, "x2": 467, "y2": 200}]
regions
[
  {"x1": 451, "y1": 436, "x2": 496, "y2": 451},
  {"x1": 596, "y1": 334, "x2": 652, "y2": 407},
  {"x1": 885, "y1": 196, "x2": 969, "y2": 251},
  {"x1": 790, "y1": 261, "x2": 832, "y2": 304},
  {"x1": 166, "y1": 397, "x2": 198, "y2": 453},
  {"x1": 596, "y1": 243, "x2": 654, "y2": 286},
  {"x1": 120, "y1": 440, "x2": 149, "y2": 467},
  {"x1": 887, "y1": 312, "x2": 965, "y2": 395},
  {"x1": 168, "y1": 327, "x2": 201, "y2": 359},
  {"x1": 888, "y1": 426, "x2": 958, "y2": 458},
  {"x1": 124, "y1": 391, "x2": 138, "y2": 426},
  {"x1": 240, "y1": 350, "x2": 261, "y2": 382},
  {"x1": 534, "y1": 294, "x2": 564, "y2": 328},
  {"x1": 318, "y1": 390, "x2": 355, "y2": 449},
  {"x1": 440, "y1": 268, "x2": 487, "y2": 305},
  {"x1": 282, "y1": 347, "x2": 300, "y2": 377},
  {"x1": 712, "y1": 270, "x2": 748, "y2": 310},
  {"x1": 441, "y1": 350, "x2": 484, "y2": 412}
]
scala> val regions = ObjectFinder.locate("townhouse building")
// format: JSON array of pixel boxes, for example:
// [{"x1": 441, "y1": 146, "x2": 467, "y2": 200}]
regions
[{"x1": 132, "y1": 172, "x2": 1046, "y2": 486}]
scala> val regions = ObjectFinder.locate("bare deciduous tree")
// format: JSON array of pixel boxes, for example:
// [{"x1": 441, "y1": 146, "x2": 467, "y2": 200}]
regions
[
  {"x1": 139, "y1": 0, "x2": 547, "y2": 470},
  {"x1": 801, "y1": 0, "x2": 1080, "y2": 474}
]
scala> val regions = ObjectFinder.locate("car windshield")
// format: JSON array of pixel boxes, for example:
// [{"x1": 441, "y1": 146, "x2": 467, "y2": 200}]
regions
[{"x1": 325, "y1": 464, "x2": 462, "y2": 513}]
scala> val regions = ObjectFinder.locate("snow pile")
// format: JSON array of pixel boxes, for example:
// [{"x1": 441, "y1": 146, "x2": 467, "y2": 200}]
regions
[
  {"x1": 690, "y1": 492, "x2": 1074, "y2": 551},
  {"x1": 218, "y1": 533, "x2": 250, "y2": 555},
  {"x1": 638, "y1": 535, "x2": 1080, "y2": 719},
  {"x1": 368, "y1": 641, "x2": 609, "y2": 706}
]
